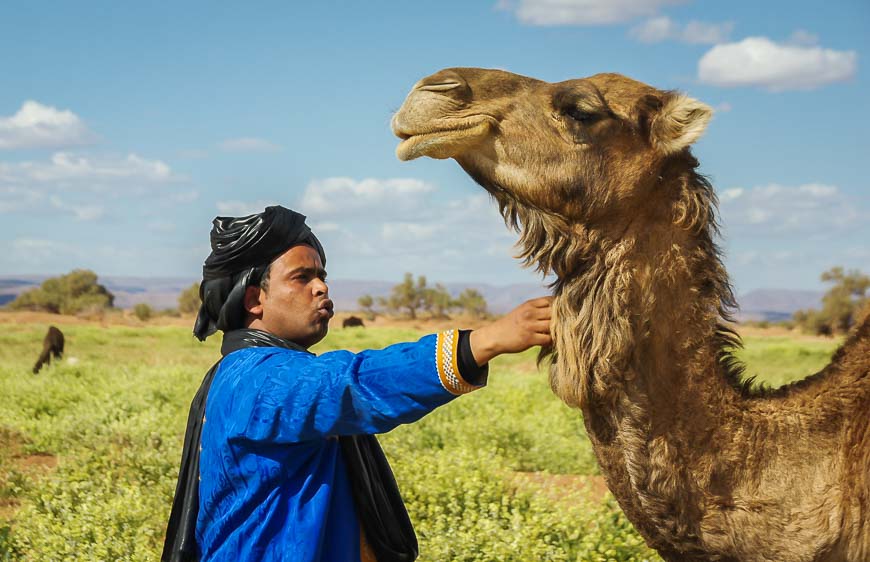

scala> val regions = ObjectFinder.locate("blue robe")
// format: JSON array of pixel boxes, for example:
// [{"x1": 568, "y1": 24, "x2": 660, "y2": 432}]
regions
[{"x1": 197, "y1": 330, "x2": 481, "y2": 561}]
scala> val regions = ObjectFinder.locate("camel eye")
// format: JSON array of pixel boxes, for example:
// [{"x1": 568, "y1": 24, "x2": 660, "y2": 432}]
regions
[{"x1": 564, "y1": 107, "x2": 599, "y2": 125}]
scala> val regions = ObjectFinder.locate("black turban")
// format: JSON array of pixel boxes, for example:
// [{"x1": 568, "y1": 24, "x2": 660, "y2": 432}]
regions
[{"x1": 193, "y1": 205, "x2": 325, "y2": 341}]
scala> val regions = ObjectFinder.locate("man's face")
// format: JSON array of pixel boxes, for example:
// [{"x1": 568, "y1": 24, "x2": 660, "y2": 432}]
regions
[{"x1": 251, "y1": 244, "x2": 333, "y2": 348}]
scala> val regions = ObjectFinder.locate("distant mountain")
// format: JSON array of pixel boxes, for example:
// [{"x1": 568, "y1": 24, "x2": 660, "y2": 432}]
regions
[
  {"x1": 734, "y1": 289, "x2": 824, "y2": 322},
  {"x1": 0, "y1": 275, "x2": 824, "y2": 321}
]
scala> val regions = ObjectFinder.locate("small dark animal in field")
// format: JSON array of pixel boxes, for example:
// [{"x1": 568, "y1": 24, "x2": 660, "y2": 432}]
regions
[
  {"x1": 342, "y1": 316, "x2": 365, "y2": 328},
  {"x1": 33, "y1": 326, "x2": 64, "y2": 374}
]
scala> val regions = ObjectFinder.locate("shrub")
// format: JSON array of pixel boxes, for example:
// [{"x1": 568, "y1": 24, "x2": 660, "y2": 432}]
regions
[
  {"x1": 132, "y1": 303, "x2": 153, "y2": 322},
  {"x1": 177, "y1": 283, "x2": 201, "y2": 315}
]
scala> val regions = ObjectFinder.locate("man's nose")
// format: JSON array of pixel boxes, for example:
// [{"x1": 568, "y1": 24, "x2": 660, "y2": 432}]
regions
[{"x1": 313, "y1": 279, "x2": 328, "y2": 296}]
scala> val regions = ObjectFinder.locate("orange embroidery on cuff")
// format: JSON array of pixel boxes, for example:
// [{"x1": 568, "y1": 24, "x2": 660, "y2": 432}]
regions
[{"x1": 436, "y1": 330, "x2": 478, "y2": 395}]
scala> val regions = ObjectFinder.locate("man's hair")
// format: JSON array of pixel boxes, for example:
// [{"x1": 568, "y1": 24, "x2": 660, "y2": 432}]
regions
[{"x1": 258, "y1": 261, "x2": 274, "y2": 292}]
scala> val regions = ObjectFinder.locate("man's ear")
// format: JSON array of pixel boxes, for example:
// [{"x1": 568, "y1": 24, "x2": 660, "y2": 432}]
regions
[
  {"x1": 243, "y1": 285, "x2": 264, "y2": 317},
  {"x1": 649, "y1": 94, "x2": 713, "y2": 155}
]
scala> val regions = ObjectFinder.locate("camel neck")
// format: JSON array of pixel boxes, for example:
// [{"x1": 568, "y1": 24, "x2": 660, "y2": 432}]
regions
[{"x1": 545, "y1": 216, "x2": 747, "y2": 555}]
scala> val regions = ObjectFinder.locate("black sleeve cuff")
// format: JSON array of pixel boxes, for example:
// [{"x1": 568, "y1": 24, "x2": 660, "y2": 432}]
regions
[{"x1": 457, "y1": 330, "x2": 489, "y2": 386}]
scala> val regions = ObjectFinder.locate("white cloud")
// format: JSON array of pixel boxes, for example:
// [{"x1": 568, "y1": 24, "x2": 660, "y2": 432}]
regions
[
  {"x1": 507, "y1": 0, "x2": 687, "y2": 26},
  {"x1": 311, "y1": 221, "x2": 341, "y2": 233},
  {"x1": 719, "y1": 187, "x2": 743, "y2": 202},
  {"x1": 698, "y1": 36, "x2": 857, "y2": 91},
  {"x1": 719, "y1": 183, "x2": 863, "y2": 234},
  {"x1": 0, "y1": 101, "x2": 95, "y2": 150},
  {"x1": 299, "y1": 177, "x2": 435, "y2": 218},
  {"x1": 48, "y1": 195, "x2": 105, "y2": 221},
  {"x1": 0, "y1": 185, "x2": 44, "y2": 213},
  {"x1": 10, "y1": 238, "x2": 77, "y2": 264},
  {"x1": 0, "y1": 151, "x2": 184, "y2": 222},
  {"x1": 798, "y1": 183, "x2": 837, "y2": 197},
  {"x1": 788, "y1": 29, "x2": 819, "y2": 47},
  {"x1": 381, "y1": 222, "x2": 444, "y2": 241},
  {"x1": 219, "y1": 137, "x2": 282, "y2": 153},
  {"x1": 630, "y1": 16, "x2": 733, "y2": 44},
  {"x1": 215, "y1": 199, "x2": 279, "y2": 216},
  {"x1": 6, "y1": 152, "x2": 174, "y2": 185}
]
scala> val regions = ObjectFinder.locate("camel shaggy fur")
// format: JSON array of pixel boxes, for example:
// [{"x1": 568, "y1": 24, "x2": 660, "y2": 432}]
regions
[{"x1": 392, "y1": 68, "x2": 869, "y2": 562}]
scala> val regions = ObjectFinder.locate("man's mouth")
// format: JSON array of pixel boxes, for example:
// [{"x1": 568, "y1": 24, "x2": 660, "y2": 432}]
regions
[{"x1": 317, "y1": 300, "x2": 334, "y2": 319}]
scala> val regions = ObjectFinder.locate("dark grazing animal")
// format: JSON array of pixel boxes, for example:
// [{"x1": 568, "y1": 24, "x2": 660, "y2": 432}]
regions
[
  {"x1": 33, "y1": 326, "x2": 64, "y2": 374},
  {"x1": 342, "y1": 316, "x2": 365, "y2": 328}
]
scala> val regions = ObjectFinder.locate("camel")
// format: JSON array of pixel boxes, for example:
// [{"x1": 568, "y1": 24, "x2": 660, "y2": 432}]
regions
[
  {"x1": 343, "y1": 315, "x2": 366, "y2": 328},
  {"x1": 33, "y1": 325, "x2": 64, "y2": 374},
  {"x1": 392, "y1": 68, "x2": 869, "y2": 562}
]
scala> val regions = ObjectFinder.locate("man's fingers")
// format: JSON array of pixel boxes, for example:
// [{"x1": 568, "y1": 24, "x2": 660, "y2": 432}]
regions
[
  {"x1": 531, "y1": 332, "x2": 552, "y2": 346},
  {"x1": 526, "y1": 296, "x2": 554, "y2": 308},
  {"x1": 528, "y1": 319, "x2": 551, "y2": 334}
]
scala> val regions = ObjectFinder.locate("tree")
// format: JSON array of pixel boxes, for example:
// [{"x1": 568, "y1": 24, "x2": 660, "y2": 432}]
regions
[
  {"x1": 178, "y1": 282, "x2": 201, "y2": 314},
  {"x1": 424, "y1": 284, "x2": 454, "y2": 319},
  {"x1": 357, "y1": 294, "x2": 376, "y2": 320},
  {"x1": 385, "y1": 273, "x2": 428, "y2": 319},
  {"x1": 456, "y1": 288, "x2": 488, "y2": 319},
  {"x1": 8, "y1": 269, "x2": 114, "y2": 315},
  {"x1": 793, "y1": 267, "x2": 869, "y2": 335}
]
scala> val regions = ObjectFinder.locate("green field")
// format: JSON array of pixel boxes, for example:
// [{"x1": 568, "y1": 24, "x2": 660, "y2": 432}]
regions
[{"x1": 0, "y1": 321, "x2": 841, "y2": 561}]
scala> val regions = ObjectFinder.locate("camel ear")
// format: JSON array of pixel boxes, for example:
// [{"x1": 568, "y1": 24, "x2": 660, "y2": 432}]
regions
[{"x1": 650, "y1": 94, "x2": 713, "y2": 155}]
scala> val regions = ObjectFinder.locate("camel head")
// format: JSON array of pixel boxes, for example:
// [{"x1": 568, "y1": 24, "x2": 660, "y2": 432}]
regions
[{"x1": 392, "y1": 67, "x2": 713, "y2": 237}]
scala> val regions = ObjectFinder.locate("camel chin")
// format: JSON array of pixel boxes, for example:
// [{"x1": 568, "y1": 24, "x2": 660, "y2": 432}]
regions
[{"x1": 395, "y1": 122, "x2": 492, "y2": 161}]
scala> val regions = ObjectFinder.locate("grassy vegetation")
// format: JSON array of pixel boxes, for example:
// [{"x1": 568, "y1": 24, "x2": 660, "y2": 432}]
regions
[
  {"x1": 0, "y1": 320, "x2": 841, "y2": 561},
  {"x1": 733, "y1": 335, "x2": 841, "y2": 389}
]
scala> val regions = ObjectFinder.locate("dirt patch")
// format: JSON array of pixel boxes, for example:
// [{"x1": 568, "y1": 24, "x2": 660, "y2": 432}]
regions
[
  {"x1": 510, "y1": 471, "x2": 610, "y2": 506},
  {"x1": 0, "y1": 427, "x2": 57, "y2": 523},
  {"x1": 1, "y1": 427, "x2": 57, "y2": 472},
  {"x1": 17, "y1": 453, "x2": 57, "y2": 472},
  {"x1": 0, "y1": 498, "x2": 20, "y2": 522}
]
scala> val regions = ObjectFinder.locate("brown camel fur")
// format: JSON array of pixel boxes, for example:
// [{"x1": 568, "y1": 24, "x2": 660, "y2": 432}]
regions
[{"x1": 392, "y1": 68, "x2": 870, "y2": 562}]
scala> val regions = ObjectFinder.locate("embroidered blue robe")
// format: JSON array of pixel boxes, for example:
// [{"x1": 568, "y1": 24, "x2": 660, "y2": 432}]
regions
[{"x1": 196, "y1": 330, "x2": 480, "y2": 561}]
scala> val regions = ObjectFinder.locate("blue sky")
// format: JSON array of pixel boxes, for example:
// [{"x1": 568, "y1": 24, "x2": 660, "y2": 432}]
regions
[{"x1": 1, "y1": 1, "x2": 867, "y2": 295}]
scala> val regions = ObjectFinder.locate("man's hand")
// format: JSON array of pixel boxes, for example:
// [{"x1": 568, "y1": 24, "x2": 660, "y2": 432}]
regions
[{"x1": 468, "y1": 296, "x2": 553, "y2": 366}]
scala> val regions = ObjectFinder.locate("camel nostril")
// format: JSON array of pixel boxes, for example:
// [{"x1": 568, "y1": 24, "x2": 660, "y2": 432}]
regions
[{"x1": 417, "y1": 81, "x2": 463, "y2": 92}]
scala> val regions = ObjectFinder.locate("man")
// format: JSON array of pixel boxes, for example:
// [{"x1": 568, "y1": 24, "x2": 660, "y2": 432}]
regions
[{"x1": 163, "y1": 205, "x2": 552, "y2": 562}]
